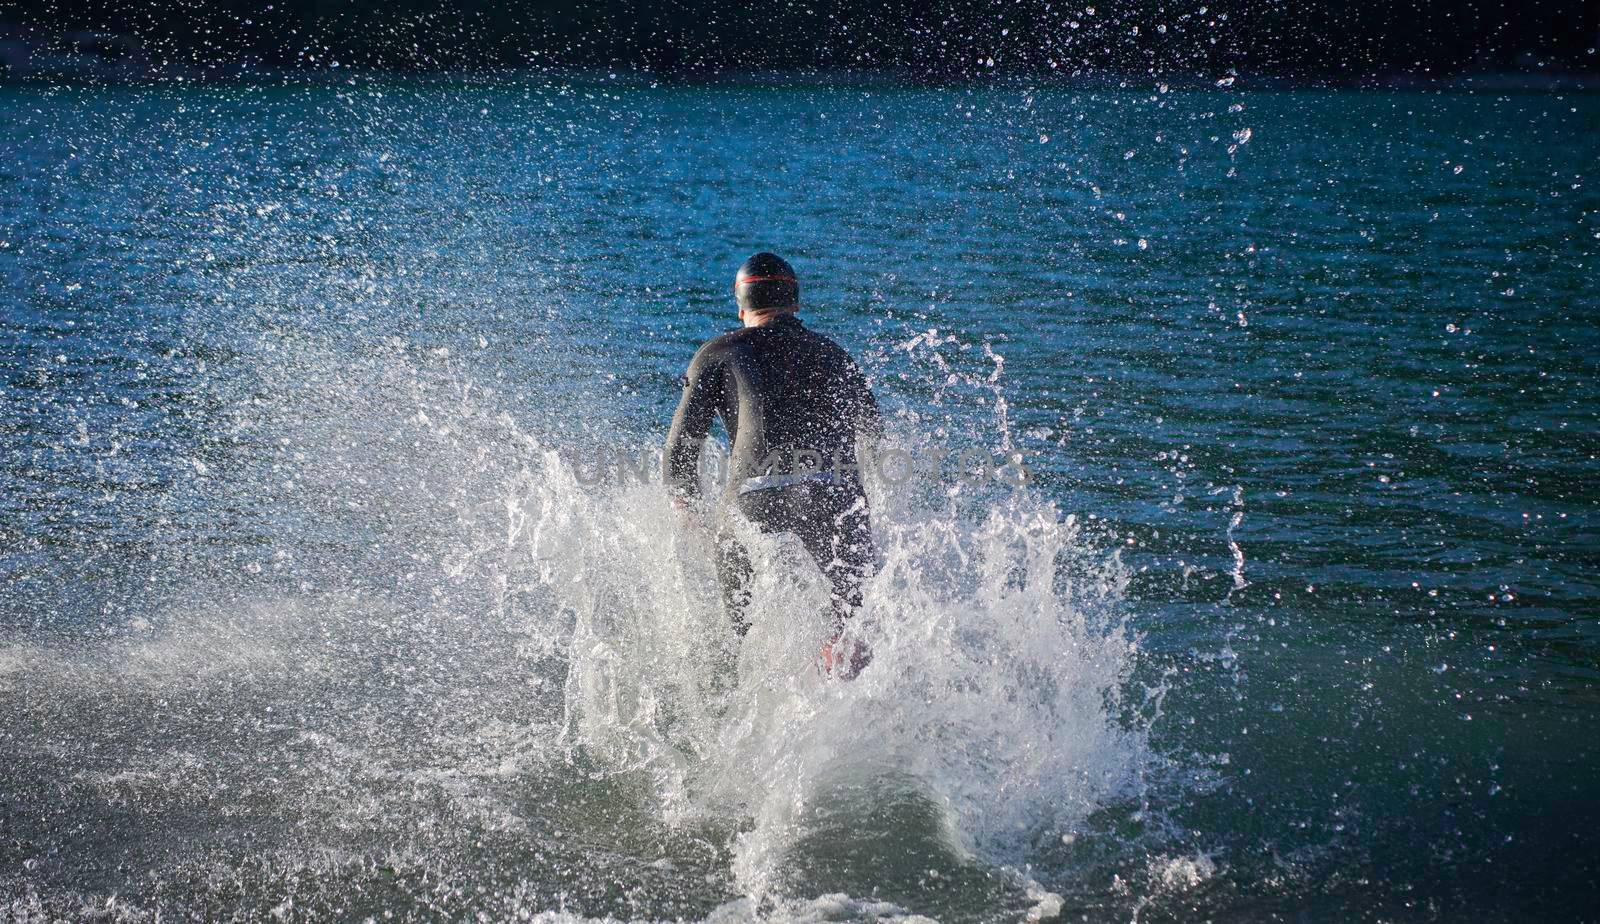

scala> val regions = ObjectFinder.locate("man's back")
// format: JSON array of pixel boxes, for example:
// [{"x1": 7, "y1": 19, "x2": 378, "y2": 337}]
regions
[{"x1": 664, "y1": 314, "x2": 878, "y2": 500}]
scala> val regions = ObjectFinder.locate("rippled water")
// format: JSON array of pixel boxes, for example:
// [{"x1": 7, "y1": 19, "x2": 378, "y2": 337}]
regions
[{"x1": 2, "y1": 80, "x2": 1597, "y2": 921}]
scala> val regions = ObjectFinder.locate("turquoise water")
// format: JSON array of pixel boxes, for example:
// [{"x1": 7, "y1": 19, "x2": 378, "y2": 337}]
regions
[{"x1": 2, "y1": 80, "x2": 1598, "y2": 921}]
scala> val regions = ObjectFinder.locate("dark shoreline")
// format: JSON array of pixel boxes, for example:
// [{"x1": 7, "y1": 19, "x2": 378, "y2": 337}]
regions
[{"x1": 4, "y1": 65, "x2": 1599, "y2": 93}]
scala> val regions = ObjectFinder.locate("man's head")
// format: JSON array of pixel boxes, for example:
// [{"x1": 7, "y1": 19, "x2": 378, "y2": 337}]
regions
[{"x1": 734, "y1": 252, "x2": 799, "y2": 326}]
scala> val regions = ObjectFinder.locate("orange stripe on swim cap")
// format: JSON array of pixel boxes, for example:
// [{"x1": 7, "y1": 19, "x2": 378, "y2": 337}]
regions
[{"x1": 733, "y1": 274, "x2": 797, "y2": 290}]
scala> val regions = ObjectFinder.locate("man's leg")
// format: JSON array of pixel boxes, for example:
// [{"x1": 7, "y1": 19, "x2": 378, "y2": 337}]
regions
[
  {"x1": 795, "y1": 485, "x2": 875, "y2": 678},
  {"x1": 795, "y1": 486, "x2": 877, "y2": 632},
  {"x1": 712, "y1": 526, "x2": 754, "y2": 637}
]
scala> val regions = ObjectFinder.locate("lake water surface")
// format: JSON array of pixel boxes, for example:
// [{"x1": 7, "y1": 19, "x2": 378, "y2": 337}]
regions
[{"x1": 2, "y1": 79, "x2": 1597, "y2": 921}]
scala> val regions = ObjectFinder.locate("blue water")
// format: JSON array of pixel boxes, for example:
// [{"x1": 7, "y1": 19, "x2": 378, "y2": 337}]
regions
[{"x1": 2, "y1": 79, "x2": 1598, "y2": 921}]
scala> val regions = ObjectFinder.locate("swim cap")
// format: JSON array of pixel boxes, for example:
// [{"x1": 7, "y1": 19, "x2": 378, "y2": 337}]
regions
[{"x1": 734, "y1": 252, "x2": 799, "y2": 312}]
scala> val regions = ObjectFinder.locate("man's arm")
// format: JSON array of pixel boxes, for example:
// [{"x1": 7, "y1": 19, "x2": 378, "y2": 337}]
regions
[
  {"x1": 851, "y1": 363, "x2": 885, "y2": 454},
  {"x1": 663, "y1": 346, "x2": 720, "y2": 502}
]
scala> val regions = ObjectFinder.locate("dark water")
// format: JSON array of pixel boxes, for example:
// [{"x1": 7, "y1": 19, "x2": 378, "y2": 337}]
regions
[{"x1": 2, "y1": 79, "x2": 1598, "y2": 921}]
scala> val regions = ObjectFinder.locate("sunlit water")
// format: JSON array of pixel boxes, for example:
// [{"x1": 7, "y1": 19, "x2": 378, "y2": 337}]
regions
[{"x1": 2, "y1": 80, "x2": 1597, "y2": 921}]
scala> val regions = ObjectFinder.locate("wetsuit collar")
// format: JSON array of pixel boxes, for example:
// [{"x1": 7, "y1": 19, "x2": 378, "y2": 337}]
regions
[{"x1": 737, "y1": 313, "x2": 802, "y2": 333}]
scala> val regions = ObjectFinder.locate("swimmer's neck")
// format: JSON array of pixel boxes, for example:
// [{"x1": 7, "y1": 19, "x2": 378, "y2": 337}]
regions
[{"x1": 739, "y1": 306, "x2": 799, "y2": 328}]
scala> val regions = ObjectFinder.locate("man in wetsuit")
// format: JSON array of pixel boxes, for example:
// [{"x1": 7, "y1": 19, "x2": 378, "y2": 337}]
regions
[{"x1": 664, "y1": 253, "x2": 881, "y2": 678}]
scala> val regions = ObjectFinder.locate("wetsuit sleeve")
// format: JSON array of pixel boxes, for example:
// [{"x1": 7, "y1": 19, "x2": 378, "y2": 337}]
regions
[
  {"x1": 851, "y1": 364, "x2": 885, "y2": 449},
  {"x1": 663, "y1": 344, "x2": 723, "y2": 500}
]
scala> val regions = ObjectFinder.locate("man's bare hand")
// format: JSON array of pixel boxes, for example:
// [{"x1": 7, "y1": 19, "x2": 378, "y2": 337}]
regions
[
  {"x1": 671, "y1": 495, "x2": 704, "y2": 533},
  {"x1": 817, "y1": 629, "x2": 871, "y2": 680}
]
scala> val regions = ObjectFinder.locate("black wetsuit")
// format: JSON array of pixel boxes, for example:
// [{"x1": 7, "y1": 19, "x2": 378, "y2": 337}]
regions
[{"x1": 663, "y1": 314, "x2": 881, "y2": 635}]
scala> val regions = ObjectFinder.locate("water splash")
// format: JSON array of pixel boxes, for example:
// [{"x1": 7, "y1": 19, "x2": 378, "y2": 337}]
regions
[{"x1": 511, "y1": 418, "x2": 1158, "y2": 909}]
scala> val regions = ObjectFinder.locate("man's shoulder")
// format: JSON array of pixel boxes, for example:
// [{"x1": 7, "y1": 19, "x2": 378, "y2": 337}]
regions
[
  {"x1": 806, "y1": 326, "x2": 851, "y2": 353},
  {"x1": 798, "y1": 324, "x2": 859, "y2": 367},
  {"x1": 686, "y1": 329, "x2": 746, "y2": 375},
  {"x1": 694, "y1": 328, "x2": 746, "y2": 357}
]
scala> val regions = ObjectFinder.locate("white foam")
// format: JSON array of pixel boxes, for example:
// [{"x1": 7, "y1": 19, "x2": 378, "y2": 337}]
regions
[{"x1": 512, "y1": 438, "x2": 1155, "y2": 903}]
